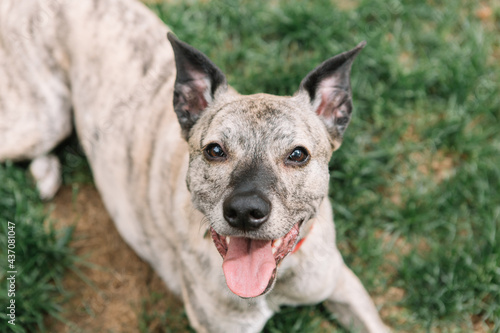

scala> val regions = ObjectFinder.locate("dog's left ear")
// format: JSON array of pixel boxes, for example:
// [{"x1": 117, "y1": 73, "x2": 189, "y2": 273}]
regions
[
  {"x1": 298, "y1": 41, "x2": 366, "y2": 151},
  {"x1": 167, "y1": 33, "x2": 227, "y2": 140}
]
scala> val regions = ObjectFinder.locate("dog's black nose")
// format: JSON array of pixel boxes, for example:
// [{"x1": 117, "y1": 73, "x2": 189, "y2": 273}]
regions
[{"x1": 223, "y1": 191, "x2": 271, "y2": 231}]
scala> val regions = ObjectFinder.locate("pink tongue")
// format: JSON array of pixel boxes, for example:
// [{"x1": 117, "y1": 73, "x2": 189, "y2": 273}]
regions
[{"x1": 222, "y1": 237, "x2": 275, "y2": 298}]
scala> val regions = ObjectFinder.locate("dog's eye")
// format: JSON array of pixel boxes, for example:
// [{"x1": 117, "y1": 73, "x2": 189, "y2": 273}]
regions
[
  {"x1": 286, "y1": 147, "x2": 310, "y2": 165},
  {"x1": 204, "y1": 143, "x2": 227, "y2": 161}
]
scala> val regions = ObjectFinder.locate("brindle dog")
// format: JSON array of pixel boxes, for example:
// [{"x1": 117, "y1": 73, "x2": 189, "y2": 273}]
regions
[{"x1": 0, "y1": 0, "x2": 389, "y2": 332}]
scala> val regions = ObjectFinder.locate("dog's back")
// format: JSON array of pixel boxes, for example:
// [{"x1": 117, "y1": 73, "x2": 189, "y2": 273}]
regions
[
  {"x1": 1, "y1": 0, "x2": 72, "y2": 161},
  {"x1": 0, "y1": 0, "x2": 183, "y2": 266},
  {"x1": 0, "y1": 0, "x2": 175, "y2": 161}
]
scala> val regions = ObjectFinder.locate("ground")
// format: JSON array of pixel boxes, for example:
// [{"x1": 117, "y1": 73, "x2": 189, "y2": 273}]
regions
[{"x1": 45, "y1": 185, "x2": 188, "y2": 333}]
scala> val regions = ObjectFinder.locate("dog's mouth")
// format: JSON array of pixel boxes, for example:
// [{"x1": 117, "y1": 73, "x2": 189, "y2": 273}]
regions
[{"x1": 210, "y1": 222, "x2": 301, "y2": 298}]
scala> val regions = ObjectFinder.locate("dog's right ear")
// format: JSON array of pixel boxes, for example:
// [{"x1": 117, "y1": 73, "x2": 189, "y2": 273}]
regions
[{"x1": 167, "y1": 33, "x2": 227, "y2": 140}]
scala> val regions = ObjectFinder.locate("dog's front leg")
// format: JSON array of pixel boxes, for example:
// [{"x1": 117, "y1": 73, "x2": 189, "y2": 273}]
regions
[{"x1": 324, "y1": 263, "x2": 390, "y2": 333}]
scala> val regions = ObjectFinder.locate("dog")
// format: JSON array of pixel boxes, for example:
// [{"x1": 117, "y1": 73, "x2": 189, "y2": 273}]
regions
[{"x1": 0, "y1": 0, "x2": 389, "y2": 331}]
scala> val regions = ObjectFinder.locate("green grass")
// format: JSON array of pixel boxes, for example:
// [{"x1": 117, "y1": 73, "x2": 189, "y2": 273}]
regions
[
  {"x1": 2, "y1": 0, "x2": 499, "y2": 331},
  {"x1": 0, "y1": 163, "x2": 77, "y2": 333}
]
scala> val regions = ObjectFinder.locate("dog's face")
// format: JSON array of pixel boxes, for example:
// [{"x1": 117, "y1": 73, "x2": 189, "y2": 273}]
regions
[
  {"x1": 188, "y1": 94, "x2": 332, "y2": 239},
  {"x1": 167, "y1": 33, "x2": 364, "y2": 298}
]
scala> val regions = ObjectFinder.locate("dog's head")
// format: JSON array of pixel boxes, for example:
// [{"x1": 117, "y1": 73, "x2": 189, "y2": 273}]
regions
[{"x1": 167, "y1": 33, "x2": 364, "y2": 298}]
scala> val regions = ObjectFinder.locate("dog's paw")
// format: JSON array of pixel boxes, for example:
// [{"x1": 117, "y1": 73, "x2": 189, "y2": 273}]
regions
[{"x1": 29, "y1": 154, "x2": 62, "y2": 200}]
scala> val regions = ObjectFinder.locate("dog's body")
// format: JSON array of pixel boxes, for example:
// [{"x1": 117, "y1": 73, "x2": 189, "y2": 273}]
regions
[{"x1": 0, "y1": 0, "x2": 389, "y2": 332}]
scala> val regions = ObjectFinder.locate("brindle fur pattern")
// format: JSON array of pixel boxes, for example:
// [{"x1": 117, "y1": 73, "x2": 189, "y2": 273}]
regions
[
  {"x1": 0, "y1": 0, "x2": 389, "y2": 332},
  {"x1": 186, "y1": 95, "x2": 331, "y2": 241}
]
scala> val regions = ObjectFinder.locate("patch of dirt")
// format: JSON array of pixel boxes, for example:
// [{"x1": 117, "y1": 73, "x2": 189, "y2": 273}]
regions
[
  {"x1": 374, "y1": 286, "x2": 407, "y2": 331},
  {"x1": 45, "y1": 185, "x2": 187, "y2": 333},
  {"x1": 476, "y1": 3, "x2": 495, "y2": 28},
  {"x1": 334, "y1": 0, "x2": 360, "y2": 11}
]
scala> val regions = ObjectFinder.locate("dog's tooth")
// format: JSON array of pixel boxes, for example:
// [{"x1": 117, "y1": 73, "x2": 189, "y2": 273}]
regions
[
  {"x1": 226, "y1": 236, "x2": 230, "y2": 244},
  {"x1": 272, "y1": 246, "x2": 277, "y2": 255},
  {"x1": 273, "y1": 238, "x2": 283, "y2": 249}
]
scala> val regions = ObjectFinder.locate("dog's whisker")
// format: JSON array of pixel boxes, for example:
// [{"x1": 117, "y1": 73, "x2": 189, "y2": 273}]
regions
[{"x1": 198, "y1": 216, "x2": 211, "y2": 232}]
